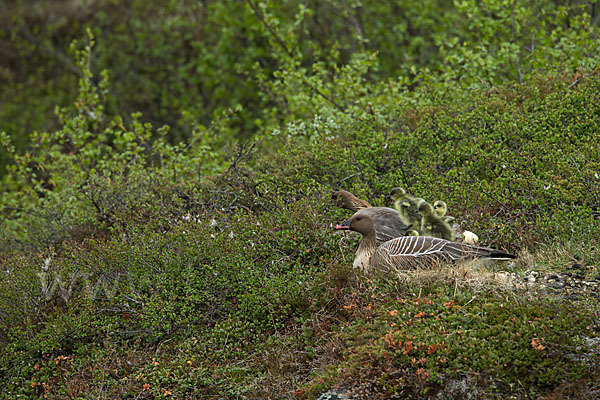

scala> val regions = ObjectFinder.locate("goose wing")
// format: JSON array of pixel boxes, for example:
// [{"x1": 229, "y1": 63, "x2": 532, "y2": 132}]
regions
[
  {"x1": 356, "y1": 207, "x2": 410, "y2": 243},
  {"x1": 371, "y1": 236, "x2": 514, "y2": 270}
]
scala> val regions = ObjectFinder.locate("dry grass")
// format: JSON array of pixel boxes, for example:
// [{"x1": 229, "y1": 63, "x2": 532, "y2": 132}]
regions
[
  {"x1": 370, "y1": 260, "x2": 521, "y2": 297},
  {"x1": 361, "y1": 239, "x2": 600, "y2": 297},
  {"x1": 513, "y1": 242, "x2": 599, "y2": 281}
]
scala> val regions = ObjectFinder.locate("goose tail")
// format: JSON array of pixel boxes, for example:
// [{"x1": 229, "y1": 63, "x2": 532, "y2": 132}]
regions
[{"x1": 488, "y1": 250, "x2": 517, "y2": 260}]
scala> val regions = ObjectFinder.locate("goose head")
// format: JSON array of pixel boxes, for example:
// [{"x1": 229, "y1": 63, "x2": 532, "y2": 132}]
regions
[
  {"x1": 433, "y1": 200, "x2": 447, "y2": 217},
  {"x1": 389, "y1": 187, "x2": 407, "y2": 201},
  {"x1": 331, "y1": 190, "x2": 370, "y2": 211},
  {"x1": 334, "y1": 213, "x2": 376, "y2": 237},
  {"x1": 332, "y1": 190, "x2": 352, "y2": 207},
  {"x1": 418, "y1": 201, "x2": 434, "y2": 217}
]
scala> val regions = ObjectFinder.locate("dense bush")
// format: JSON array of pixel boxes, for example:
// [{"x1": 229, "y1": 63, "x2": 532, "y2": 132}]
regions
[
  {"x1": 296, "y1": 284, "x2": 599, "y2": 398},
  {"x1": 2, "y1": 0, "x2": 600, "y2": 178},
  {"x1": 1, "y1": 2, "x2": 600, "y2": 398},
  {"x1": 2, "y1": 62, "x2": 600, "y2": 397}
]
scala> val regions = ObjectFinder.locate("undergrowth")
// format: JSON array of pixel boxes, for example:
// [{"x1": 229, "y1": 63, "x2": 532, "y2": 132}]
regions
[{"x1": 1, "y1": 31, "x2": 600, "y2": 400}]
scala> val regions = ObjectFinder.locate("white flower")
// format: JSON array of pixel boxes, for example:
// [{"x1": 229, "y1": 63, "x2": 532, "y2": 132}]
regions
[{"x1": 42, "y1": 257, "x2": 51, "y2": 271}]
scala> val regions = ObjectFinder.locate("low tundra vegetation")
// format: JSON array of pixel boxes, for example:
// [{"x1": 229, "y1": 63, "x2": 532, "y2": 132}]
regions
[{"x1": 1, "y1": 18, "x2": 600, "y2": 400}]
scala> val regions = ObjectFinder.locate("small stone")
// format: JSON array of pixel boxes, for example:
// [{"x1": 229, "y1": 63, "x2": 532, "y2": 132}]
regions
[
  {"x1": 548, "y1": 282, "x2": 565, "y2": 289},
  {"x1": 317, "y1": 391, "x2": 353, "y2": 400}
]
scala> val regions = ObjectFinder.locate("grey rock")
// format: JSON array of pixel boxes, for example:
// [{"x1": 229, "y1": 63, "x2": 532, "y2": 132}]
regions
[
  {"x1": 317, "y1": 390, "x2": 354, "y2": 400},
  {"x1": 547, "y1": 282, "x2": 565, "y2": 289}
]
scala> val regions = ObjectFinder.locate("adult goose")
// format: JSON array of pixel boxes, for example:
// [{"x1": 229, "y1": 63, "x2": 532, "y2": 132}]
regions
[
  {"x1": 332, "y1": 190, "x2": 410, "y2": 244},
  {"x1": 335, "y1": 214, "x2": 515, "y2": 272}
]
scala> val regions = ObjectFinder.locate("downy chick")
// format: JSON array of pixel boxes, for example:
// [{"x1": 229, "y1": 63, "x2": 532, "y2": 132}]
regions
[
  {"x1": 419, "y1": 201, "x2": 456, "y2": 241},
  {"x1": 462, "y1": 230, "x2": 479, "y2": 245},
  {"x1": 433, "y1": 200, "x2": 456, "y2": 224},
  {"x1": 390, "y1": 187, "x2": 423, "y2": 230}
]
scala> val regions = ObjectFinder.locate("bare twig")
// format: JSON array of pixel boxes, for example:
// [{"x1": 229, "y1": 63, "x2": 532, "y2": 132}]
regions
[
  {"x1": 245, "y1": 0, "x2": 291, "y2": 54},
  {"x1": 477, "y1": 185, "x2": 509, "y2": 210},
  {"x1": 457, "y1": 295, "x2": 477, "y2": 314},
  {"x1": 510, "y1": 5, "x2": 524, "y2": 85},
  {"x1": 568, "y1": 155, "x2": 599, "y2": 204},
  {"x1": 96, "y1": 331, "x2": 111, "y2": 400},
  {"x1": 341, "y1": 0, "x2": 366, "y2": 53},
  {"x1": 245, "y1": 0, "x2": 346, "y2": 112},
  {"x1": 349, "y1": 151, "x2": 367, "y2": 188},
  {"x1": 567, "y1": 74, "x2": 591, "y2": 89}
]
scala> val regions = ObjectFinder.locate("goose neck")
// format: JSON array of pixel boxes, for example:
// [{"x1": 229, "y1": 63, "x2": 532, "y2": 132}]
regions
[{"x1": 355, "y1": 232, "x2": 377, "y2": 268}]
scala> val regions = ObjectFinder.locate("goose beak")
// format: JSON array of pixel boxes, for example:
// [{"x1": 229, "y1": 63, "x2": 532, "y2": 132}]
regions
[{"x1": 334, "y1": 220, "x2": 350, "y2": 230}]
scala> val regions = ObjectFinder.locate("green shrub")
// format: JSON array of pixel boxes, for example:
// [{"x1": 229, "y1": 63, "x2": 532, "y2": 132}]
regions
[
  {"x1": 3, "y1": 0, "x2": 600, "y2": 181},
  {"x1": 1, "y1": 6, "x2": 600, "y2": 398},
  {"x1": 297, "y1": 283, "x2": 599, "y2": 398}
]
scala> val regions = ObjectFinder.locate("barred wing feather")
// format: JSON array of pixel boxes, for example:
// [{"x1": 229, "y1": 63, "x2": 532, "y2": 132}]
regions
[{"x1": 371, "y1": 236, "x2": 514, "y2": 270}]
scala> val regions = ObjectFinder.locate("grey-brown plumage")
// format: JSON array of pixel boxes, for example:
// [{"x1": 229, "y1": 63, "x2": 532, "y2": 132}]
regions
[
  {"x1": 355, "y1": 207, "x2": 411, "y2": 243},
  {"x1": 335, "y1": 214, "x2": 515, "y2": 272},
  {"x1": 390, "y1": 187, "x2": 423, "y2": 229},
  {"x1": 332, "y1": 190, "x2": 371, "y2": 211},
  {"x1": 419, "y1": 202, "x2": 456, "y2": 241},
  {"x1": 333, "y1": 190, "x2": 409, "y2": 244}
]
